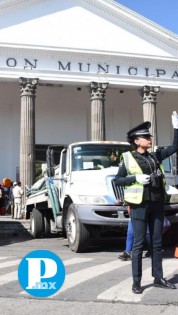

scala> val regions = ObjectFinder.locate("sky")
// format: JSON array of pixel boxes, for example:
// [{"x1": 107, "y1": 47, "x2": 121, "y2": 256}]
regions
[{"x1": 115, "y1": 0, "x2": 178, "y2": 35}]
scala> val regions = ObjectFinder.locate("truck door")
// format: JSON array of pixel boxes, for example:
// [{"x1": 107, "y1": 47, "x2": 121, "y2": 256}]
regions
[{"x1": 59, "y1": 148, "x2": 69, "y2": 199}]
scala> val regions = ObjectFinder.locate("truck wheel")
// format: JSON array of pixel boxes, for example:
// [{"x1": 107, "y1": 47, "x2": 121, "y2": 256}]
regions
[
  {"x1": 66, "y1": 204, "x2": 90, "y2": 253},
  {"x1": 43, "y1": 211, "x2": 51, "y2": 238},
  {"x1": 31, "y1": 208, "x2": 44, "y2": 238}
]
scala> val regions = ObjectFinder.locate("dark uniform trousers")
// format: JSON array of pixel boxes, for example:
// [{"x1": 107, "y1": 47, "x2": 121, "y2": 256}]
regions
[{"x1": 130, "y1": 201, "x2": 164, "y2": 282}]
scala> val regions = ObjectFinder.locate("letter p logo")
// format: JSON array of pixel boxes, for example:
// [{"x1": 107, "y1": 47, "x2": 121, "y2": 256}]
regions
[
  {"x1": 26, "y1": 258, "x2": 57, "y2": 289},
  {"x1": 18, "y1": 250, "x2": 65, "y2": 297}
]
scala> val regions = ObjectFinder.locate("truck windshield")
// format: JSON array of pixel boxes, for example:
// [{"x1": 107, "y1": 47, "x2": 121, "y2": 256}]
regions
[{"x1": 72, "y1": 143, "x2": 130, "y2": 171}]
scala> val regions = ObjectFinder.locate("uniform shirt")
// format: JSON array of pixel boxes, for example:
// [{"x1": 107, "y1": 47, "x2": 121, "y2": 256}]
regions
[
  {"x1": 13, "y1": 185, "x2": 23, "y2": 203},
  {"x1": 115, "y1": 129, "x2": 178, "y2": 203}
]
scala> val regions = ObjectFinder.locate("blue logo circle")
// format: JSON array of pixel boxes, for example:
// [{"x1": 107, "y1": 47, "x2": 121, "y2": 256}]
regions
[{"x1": 18, "y1": 250, "x2": 65, "y2": 297}]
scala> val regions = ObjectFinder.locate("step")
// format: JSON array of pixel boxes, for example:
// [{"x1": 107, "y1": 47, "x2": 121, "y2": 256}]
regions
[{"x1": 0, "y1": 215, "x2": 32, "y2": 238}]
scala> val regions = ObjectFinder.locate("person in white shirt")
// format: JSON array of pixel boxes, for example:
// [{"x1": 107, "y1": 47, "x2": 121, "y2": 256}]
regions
[{"x1": 12, "y1": 181, "x2": 24, "y2": 219}]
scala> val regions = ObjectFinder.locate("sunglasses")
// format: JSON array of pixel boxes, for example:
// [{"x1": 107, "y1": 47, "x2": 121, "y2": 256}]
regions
[{"x1": 138, "y1": 135, "x2": 152, "y2": 140}]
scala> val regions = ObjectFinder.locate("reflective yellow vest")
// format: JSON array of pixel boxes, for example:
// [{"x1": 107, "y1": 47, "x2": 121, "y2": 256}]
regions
[{"x1": 122, "y1": 151, "x2": 165, "y2": 204}]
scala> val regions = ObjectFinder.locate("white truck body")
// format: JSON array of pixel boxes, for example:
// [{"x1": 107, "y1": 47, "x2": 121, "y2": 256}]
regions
[{"x1": 25, "y1": 141, "x2": 178, "y2": 252}]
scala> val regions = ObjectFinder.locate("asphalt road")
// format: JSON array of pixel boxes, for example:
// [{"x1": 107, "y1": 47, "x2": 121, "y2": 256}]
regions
[
  {"x1": 0, "y1": 231, "x2": 178, "y2": 315},
  {"x1": 0, "y1": 220, "x2": 178, "y2": 315}
]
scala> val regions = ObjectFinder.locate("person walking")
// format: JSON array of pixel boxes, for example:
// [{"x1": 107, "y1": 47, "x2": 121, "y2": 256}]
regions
[
  {"x1": 114, "y1": 111, "x2": 178, "y2": 294},
  {"x1": 118, "y1": 219, "x2": 151, "y2": 261},
  {"x1": 118, "y1": 219, "x2": 133, "y2": 260},
  {"x1": 12, "y1": 181, "x2": 24, "y2": 219}
]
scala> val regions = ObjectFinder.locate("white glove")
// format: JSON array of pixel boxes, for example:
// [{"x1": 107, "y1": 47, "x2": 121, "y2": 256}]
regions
[
  {"x1": 136, "y1": 174, "x2": 150, "y2": 185},
  {"x1": 172, "y1": 111, "x2": 178, "y2": 129}
]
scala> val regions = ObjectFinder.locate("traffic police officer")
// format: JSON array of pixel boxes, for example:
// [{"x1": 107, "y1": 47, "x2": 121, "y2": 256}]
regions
[{"x1": 115, "y1": 111, "x2": 178, "y2": 294}]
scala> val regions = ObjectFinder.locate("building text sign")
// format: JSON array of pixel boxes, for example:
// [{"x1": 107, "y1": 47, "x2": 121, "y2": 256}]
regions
[{"x1": 1, "y1": 57, "x2": 178, "y2": 80}]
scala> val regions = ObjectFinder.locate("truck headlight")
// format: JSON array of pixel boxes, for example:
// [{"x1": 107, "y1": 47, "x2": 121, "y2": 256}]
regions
[{"x1": 79, "y1": 195, "x2": 108, "y2": 204}]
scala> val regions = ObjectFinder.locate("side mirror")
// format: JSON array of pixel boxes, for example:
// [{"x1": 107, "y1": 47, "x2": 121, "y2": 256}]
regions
[{"x1": 46, "y1": 148, "x2": 55, "y2": 177}]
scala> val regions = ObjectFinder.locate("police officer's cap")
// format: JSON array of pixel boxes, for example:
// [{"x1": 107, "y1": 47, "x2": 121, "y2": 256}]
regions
[{"x1": 127, "y1": 121, "x2": 152, "y2": 138}]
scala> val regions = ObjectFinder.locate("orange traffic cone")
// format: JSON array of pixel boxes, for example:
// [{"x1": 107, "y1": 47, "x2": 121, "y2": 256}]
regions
[{"x1": 174, "y1": 246, "x2": 178, "y2": 258}]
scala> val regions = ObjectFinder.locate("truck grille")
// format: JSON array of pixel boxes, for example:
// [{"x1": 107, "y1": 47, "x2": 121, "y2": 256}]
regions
[
  {"x1": 94, "y1": 211, "x2": 118, "y2": 218},
  {"x1": 111, "y1": 179, "x2": 124, "y2": 202}
]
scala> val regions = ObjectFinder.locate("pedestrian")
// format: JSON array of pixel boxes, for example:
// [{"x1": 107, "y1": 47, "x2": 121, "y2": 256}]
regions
[
  {"x1": 12, "y1": 181, "x2": 24, "y2": 219},
  {"x1": 118, "y1": 219, "x2": 151, "y2": 261},
  {"x1": 8, "y1": 181, "x2": 14, "y2": 218},
  {"x1": 114, "y1": 111, "x2": 178, "y2": 294},
  {"x1": 0, "y1": 184, "x2": 6, "y2": 215},
  {"x1": 118, "y1": 219, "x2": 133, "y2": 261},
  {"x1": 2, "y1": 178, "x2": 13, "y2": 215},
  {"x1": 118, "y1": 216, "x2": 171, "y2": 261}
]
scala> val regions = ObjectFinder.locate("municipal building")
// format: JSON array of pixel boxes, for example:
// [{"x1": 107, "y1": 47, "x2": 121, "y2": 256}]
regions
[{"x1": 1, "y1": 0, "x2": 178, "y2": 189}]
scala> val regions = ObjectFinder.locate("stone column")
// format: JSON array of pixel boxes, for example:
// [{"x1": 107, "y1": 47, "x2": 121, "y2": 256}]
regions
[
  {"x1": 90, "y1": 81, "x2": 108, "y2": 141},
  {"x1": 19, "y1": 77, "x2": 38, "y2": 198},
  {"x1": 141, "y1": 85, "x2": 160, "y2": 150}
]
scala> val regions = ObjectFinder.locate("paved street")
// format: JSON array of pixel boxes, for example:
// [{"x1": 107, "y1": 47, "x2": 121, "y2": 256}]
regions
[{"x1": 0, "y1": 218, "x2": 178, "y2": 315}]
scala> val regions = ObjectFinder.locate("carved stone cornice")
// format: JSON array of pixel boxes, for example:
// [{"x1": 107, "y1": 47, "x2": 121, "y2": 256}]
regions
[
  {"x1": 1, "y1": 44, "x2": 178, "y2": 65},
  {"x1": 19, "y1": 77, "x2": 38, "y2": 96},
  {"x1": 141, "y1": 85, "x2": 160, "y2": 104},
  {"x1": 90, "y1": 82, "x2": 108, "y2": 101},
  {"x1": 0, "y1": 45, "x2": 177, "y2": 89}
]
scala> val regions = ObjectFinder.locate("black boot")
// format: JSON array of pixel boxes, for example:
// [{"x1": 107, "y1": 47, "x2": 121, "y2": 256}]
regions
[
  {"x1": 154, "y1": 278, "x2": 176, "y2": 289},
  {"x1": 118, "y1": 252, "x2": 131, "y2": 261},
  {"x1": 132, "y1": 281, "x2": 142, "y2": 294}
]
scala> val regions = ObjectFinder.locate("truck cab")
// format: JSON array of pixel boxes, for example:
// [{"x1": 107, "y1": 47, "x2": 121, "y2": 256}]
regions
[{"x1": 58, "y1": 141, "x2": 131, "y2": 252}]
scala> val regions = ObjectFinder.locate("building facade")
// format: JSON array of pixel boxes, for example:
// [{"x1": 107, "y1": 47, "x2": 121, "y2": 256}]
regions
[{"x1": 0, "y1": 0, "x2": 178, "y2": 188}]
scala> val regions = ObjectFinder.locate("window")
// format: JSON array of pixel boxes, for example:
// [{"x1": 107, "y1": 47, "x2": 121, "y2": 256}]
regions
[{"x1": 71, "y1": 143, "x2": 130, "y2": 171}]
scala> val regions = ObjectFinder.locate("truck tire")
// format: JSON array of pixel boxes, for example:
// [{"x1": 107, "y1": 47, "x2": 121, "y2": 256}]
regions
[
  {"x1": 30, "y1": 208, "x2": 44, "y2": 238},
  {"x1": 43, "y1": 211, "x2": 51, "y2": 238},
  {"x1": 66, "y1": 204, "x2": 90, "y2": 253}
]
